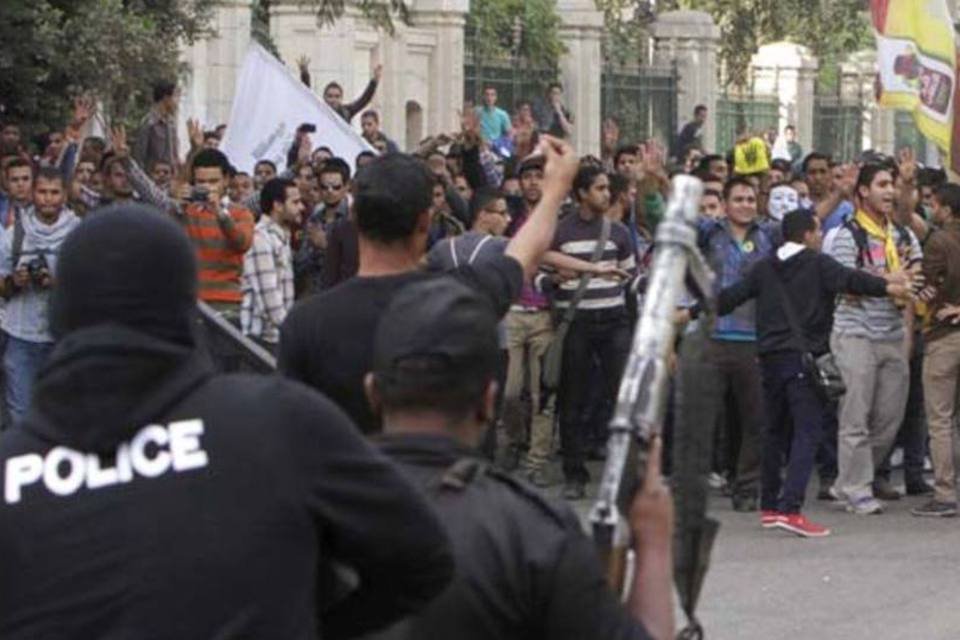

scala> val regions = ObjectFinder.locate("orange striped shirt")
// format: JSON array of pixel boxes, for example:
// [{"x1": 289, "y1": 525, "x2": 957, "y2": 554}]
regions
[{"x1": 182, "y1": 203, "x2": 254, "y2": 304}]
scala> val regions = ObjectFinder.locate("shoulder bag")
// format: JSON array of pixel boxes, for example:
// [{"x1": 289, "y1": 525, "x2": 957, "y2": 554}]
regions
[{"x1": 542, "y1": 216, "x2": 611, "y2": 390}]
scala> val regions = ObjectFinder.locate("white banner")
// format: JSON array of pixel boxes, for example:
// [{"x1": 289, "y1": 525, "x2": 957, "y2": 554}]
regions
[{"x1": 222, "y1": 43, "x2": 372, "y2": 173}]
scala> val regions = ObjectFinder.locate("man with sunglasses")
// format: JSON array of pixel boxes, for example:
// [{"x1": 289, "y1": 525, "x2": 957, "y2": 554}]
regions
[{"x1": 295, "y1": 159, "x2": 351, "y2": 297}]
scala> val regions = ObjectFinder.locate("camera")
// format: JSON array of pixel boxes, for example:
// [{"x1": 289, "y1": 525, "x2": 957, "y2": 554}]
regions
[
  {"x1": 187, "y1": 187, "x2": 210, "y2": 203},
  {"x1": 25, "y1": 254, "x2": 49, "y2": 286}
]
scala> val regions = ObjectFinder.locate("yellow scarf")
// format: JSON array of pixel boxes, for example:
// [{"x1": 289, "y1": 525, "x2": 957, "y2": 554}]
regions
[{"x1": 854, "y1": 209, "x2": 900, "y2": 272}]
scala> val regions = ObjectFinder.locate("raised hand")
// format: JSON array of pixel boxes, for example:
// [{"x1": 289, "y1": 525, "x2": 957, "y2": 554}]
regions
[
  {"x1": 373, "y1": 63, "x2": 384, "y2": 82},
  {"x1": 296, "y1": 55, "x2": 310, "y2": 72},
  {"x1": 187, "y1": 118, "x2": 204, "y2": 150},
  {"x1": 897, "y1": 147, "x2": 918, "y2": 186},
  {"x1": 538, "y1": 134, "x2": 578, "y2": 190},
  {"x1": 70, "y1": 96, "x2": 95, "y2": 129},
  {"x1": 111, "y1": 125, "x2": 129, "y2": 158}
]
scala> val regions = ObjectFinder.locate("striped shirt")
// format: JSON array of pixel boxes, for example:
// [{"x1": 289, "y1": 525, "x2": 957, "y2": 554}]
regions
[
  {"x1": 827, "y1": 223, "x2": 921, "y2": 342},
  {"x1": 242, "y1": 216, "x2": 295, "y2": 343},
  {"x1": 549, "y1": 212, "x2": 636, "y2": 311},
  {"x1": 126, "y1": 157, "x2": 254, "y2": 305}
]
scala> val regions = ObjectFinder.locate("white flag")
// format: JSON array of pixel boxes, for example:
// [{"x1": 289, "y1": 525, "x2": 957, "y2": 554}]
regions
[{"x1": 222, "y1": 43, "x2": 372, "y2": 173}]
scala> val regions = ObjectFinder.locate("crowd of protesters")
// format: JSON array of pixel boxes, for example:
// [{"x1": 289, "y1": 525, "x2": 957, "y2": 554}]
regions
[{"x1": 0, "y1": 66, "x2": 959, "y2": 636}]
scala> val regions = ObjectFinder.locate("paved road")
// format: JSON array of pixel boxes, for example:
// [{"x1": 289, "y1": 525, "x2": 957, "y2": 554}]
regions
[{"x1": 556, "y1": 469, "x2": 960, "y2": 640}]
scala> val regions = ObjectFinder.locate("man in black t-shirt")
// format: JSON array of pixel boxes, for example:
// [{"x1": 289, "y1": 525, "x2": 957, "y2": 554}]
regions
[{"x1": 279, "y1": 137, "x2": 579, "y2": 434}]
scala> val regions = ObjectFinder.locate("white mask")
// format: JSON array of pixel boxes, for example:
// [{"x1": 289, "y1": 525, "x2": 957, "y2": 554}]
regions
[{"x1": 768, "y1": 185, "x2": 799, "y2": 222}]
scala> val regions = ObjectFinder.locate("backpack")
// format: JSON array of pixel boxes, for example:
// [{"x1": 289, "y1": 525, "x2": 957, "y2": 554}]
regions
[{"x1": 841, "y1": 218, "x2": 912, "y2": 269}]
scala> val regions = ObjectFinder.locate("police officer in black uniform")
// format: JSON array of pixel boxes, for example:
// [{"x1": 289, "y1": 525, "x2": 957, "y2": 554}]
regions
[
  {"x1": 0, "y1": 206, "x2": 454, "y2": 639},
  {"x1": 364, "y1": 278, "x2": 676, "y2": 640}
]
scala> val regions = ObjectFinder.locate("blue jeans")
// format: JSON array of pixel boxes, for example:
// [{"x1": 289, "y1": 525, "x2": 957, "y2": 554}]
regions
[
  {"x1": 4, "y1": 336, "x2": 53, "y2": 425},
  {"x1": 760, "y1": 351, "x2": 826, "y2": 514}
]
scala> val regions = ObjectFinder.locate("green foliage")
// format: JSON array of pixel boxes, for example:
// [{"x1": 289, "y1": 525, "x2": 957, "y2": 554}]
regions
[
  {"x1": 252, "y1": 0, "x2": 282, "y2": 59},
  {"x1": 307, "y1": 0, "x2": 412, "y2": 35},
  {"x1": 0, "y1": 0, "x2": 213, "y2": 138},
  {"x1": 595, "y1": 0, "x2": 655, "y2": 68},
  {"x1": 466, "y1": 0, "x2": 566, "y2": 69},
  {"x1": 658, "y1": 0, "x2": 872, "y2": 88}
]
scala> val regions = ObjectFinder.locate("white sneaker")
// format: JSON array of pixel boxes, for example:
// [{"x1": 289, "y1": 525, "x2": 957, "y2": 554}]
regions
[{"x1": 846, "y1": 495, "x2": 884, "y2": 515}]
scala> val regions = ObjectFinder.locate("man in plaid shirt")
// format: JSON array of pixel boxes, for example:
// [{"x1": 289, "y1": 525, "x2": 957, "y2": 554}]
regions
[{"x1": 241, "y1": 178, "x2": 303, "y2": 351}]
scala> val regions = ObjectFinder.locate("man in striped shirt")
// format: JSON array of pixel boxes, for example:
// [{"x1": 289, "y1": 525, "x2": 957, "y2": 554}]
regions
[
  {"x1": 241, "y1": 178, "x2": 302, "y2": 352},
  {"x1": 120, "y1": 142, "x2": 254, "y2": 322},
  {"x1": 551, "y1": 165, "x2": 636, "y2": 499},
  {"x1": 826, "y1": 163, "x2": 920, "y2": 515}
]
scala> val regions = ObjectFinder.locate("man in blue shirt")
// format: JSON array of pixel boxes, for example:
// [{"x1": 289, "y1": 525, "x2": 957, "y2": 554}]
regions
[
  {"x1": 475, "y1": 87, "x2": 513, "y2": 148},
  {"x1": 694, "y1": 177, "x2": 777, "y2": 511}
]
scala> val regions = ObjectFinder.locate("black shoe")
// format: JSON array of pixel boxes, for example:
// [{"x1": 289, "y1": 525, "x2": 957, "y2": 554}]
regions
[
  {"x1": 732, "y1": 493, "x2": 758, "y2": 512},
  {"x1": 587, "y1": 444, "x2": 607, "y2": 461},
  {"x1": 525, "y1": 467, "x2": 553, "y2": 488},
  {"x1": 872, "y1": 479, "x2": 901, "y2": 501},
  {"x1": 817, "y1": 487, "x2": 838, "y2": 501},
  {"x1": 911, "y1": 499, "x2": 958, "y2": 518},
  {"x1": 905, "y1": 481, "x2": 935, "y2": 496},
  {"x1": 562, "y1": 481, "x2": 586, "y2": 501}
]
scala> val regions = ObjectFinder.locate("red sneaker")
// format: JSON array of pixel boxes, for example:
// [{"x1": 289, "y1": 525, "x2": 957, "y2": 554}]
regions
[
  {"x1": 760, "y1": 510, "x2": 784, "y2": 528},
  {"x1": 775, "y1": 513, "x2": 831, "y2": 538}
]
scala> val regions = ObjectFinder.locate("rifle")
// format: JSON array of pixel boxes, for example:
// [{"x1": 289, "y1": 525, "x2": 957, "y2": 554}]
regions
[{"x1": 589, "y1": 175, "x2": 716, "y2": 636}]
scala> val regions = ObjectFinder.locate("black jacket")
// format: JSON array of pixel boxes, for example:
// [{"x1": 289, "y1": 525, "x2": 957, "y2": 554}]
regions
[
  {"x1": 367, "y1": 433, "x2": 652, "y2": 640},
  {"x1": 0, "y1": 325, "x2": 453, "y2": 639},
  {"x1": 718, "y1": 247, "x2": 889, "y2": 356}
]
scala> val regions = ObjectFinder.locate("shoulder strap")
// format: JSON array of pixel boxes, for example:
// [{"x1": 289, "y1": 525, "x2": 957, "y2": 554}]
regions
[
  {"x1": 467, "y1": 234, "x2": 493, "y2": 265},
  {"x1": 768, "y1": 263, "x2": 809, "y2": 353},
  {"x1": 449, "y1": 236, "x2": 459, "y2": 269},
  {"x1": 11, "y1": 208, "x2": 25, "y2": 268},
  {"x1": 843, "y1": 219, "x2": 870, "y2": 268},
  {"x1": 431, "y1": 458, "x2": 485, "y2": 492},
  {"x1": 558, "y1": 216, "x2": 612, "y2": 326}
]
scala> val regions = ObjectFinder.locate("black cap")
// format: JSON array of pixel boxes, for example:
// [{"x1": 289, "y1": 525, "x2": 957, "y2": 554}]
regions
[
  {"x1": 516, "y1": 153, "x2": 545, "y2": 177},
  {"x1": 373, "y1": 278, "x2": 499, "y2": 380}
]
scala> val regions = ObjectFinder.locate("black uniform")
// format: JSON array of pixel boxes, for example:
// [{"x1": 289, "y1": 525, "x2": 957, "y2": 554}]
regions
[
  {"x1": 0, "y1": 325, "x2": 454, "y2": 639},
  {"x1": 279, "y1": 254, "x2": 522, "y2": 434},
  {"x1": 368, "y1": 432, "x2": 654, "y2": 640}
]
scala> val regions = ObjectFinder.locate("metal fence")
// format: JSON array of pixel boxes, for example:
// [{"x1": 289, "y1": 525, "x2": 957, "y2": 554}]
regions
[
  {"x1": 714, "y1": 95, "x2": 779, "y2": 154},
  {"x1": 600, "y1": 62, "x2": 678, "y2": 147},
  {"x1": 893, "y1": 111, "x2": 929, "y2": 159},
  {"x1": 463, "y1": 32, "x2": 558, "y2": 112},
  {"x1": 813, "y1": 75, "x2": 865, "y2": 162}
]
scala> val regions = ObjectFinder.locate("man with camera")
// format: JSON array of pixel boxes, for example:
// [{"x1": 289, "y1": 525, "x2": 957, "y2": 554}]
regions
[
  {"x1": 0, "y1": 167, "x2": 80, "y2": 424},
  {"x1": 115, "y1": 127, "x2": 255, "y2": 323}
]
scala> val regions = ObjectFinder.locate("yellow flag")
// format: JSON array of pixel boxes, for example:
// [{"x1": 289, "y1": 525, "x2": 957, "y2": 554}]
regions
[{"x1": 871, "y1": 0, "x2": 956, "y2": 153}]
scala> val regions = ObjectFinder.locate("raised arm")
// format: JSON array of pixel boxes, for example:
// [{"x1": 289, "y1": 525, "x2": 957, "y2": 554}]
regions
[
  {"x1": 113, "y1": 125, "x2": 181, "y2": 217},
  {"x1": 345, "y1": 64, "x2": 382, "y2": 121},
  {"x1": 504, "y1": 135, "x2": 578, "y2": 281}
]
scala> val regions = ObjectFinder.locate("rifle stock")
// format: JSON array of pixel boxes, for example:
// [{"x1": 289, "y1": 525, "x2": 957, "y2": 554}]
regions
[{"x1": 589, "y1": 175, "x2": 712, "y2": 600}]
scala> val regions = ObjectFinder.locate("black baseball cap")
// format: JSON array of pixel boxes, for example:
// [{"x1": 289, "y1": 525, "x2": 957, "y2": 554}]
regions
[
  {"x1": 516, "y1": 153, "x2": 545, "y2": 177},
  {"x1": 373, "y1": 278, "x2": 499, "y2": 381}
]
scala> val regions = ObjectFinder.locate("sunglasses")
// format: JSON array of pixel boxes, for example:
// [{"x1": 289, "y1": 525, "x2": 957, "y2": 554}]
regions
[{"x1": 320, "y1": 183, "x2": 344, "y2": 192}]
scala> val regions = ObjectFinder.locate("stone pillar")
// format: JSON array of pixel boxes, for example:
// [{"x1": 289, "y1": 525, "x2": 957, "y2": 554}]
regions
[
  {"x1": 411, "y1": 0, "x2": 469, "y2": 142},
  {"x1": 180, "y1": 1, "x2": 252, "y2": 132},
  {"x1": 840, "y1": 49, "x2": 895, "y2": 155},
  {"x1": 652, "y1": 11, "x2": 721, "y2": 153},
  {"x1": 750, "y1": 42, "x2": 818, "y2": 153},
  {"x1": 557, "y1": 0, "x2": 604, "y2": 156}
]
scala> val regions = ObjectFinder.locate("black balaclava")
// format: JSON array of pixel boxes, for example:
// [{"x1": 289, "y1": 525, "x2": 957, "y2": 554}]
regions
[{"x1": 50, "y1": 204, "x2": 198, "y2": 345}]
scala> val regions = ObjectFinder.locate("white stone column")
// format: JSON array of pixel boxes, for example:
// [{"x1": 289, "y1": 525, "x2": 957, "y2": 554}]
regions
[
  {"x1": 180, "y1": 0, "x2": 253, "y2": 133},
  {"x1": 652, "y1": 10, "x2": 721, "y2": 153},
  {"x1": 750, "y1": 42, "x2": 818, "y2": 153},
  {"x1": 411, "y1": 0, "x2": 469, "y2": 142},
  {"x1": 557, "y1": 0, "x2": 604, "y2": 156}
]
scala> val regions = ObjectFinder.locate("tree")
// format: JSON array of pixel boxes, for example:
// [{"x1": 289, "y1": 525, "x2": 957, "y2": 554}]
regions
[
  {"x1": 595, "y1": 0, "x2": 657, "y2": 68},
  {"x1": 466, "y1": 0, "x2": 566, "y2": 70},
  {"x1": 0, "y1": 0, "x2": 214, "y2": 140},
  {"x1": 657, "y1": 0, "x2": 871, "y2": 88}
]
